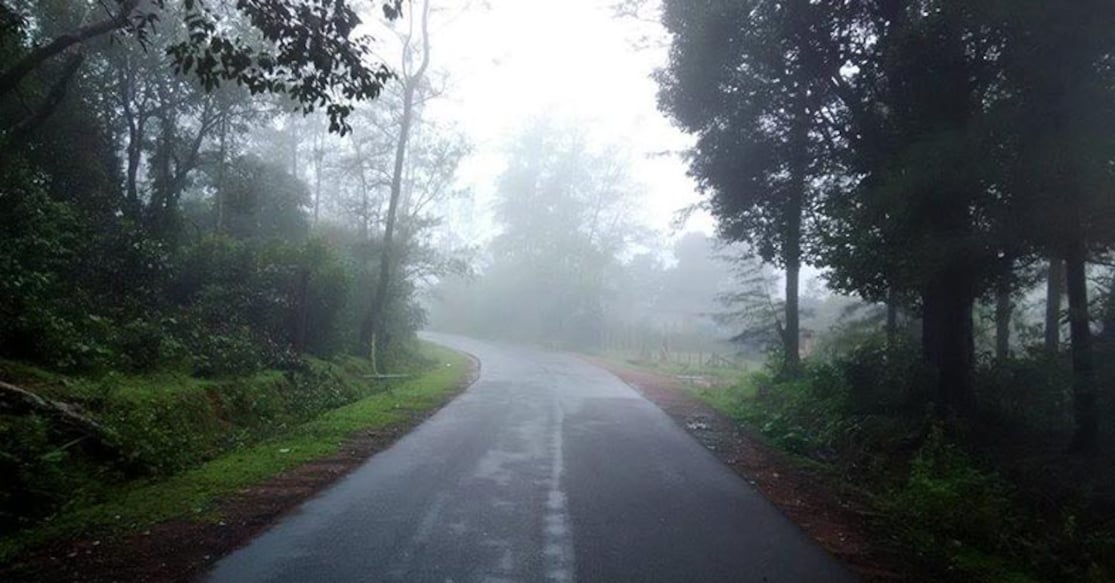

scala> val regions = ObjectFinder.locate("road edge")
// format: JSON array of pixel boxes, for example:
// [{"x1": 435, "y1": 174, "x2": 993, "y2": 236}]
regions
[{"x1": 583, "y1": 355, "x2": 910, "y2": 582}]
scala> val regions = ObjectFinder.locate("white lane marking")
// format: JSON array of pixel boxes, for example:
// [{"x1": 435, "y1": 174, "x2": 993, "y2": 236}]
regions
[{"x1": 543, "y1": 401, "x2": 575, "y2": 583}]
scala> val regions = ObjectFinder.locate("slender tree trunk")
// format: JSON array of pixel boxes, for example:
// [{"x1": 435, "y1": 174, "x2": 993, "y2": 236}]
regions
[
  {"x1": 885, "y1": 288, "x2": 899, "y2": 342},
  {"x1": 118, "y1": 56, "x2": 145, "y2": 222},
  {"x1": 784, "y1": 258, "x2": 801, "y2": 371},
  {"x1": 151, "y1": 109, "x2": 175, "y2": 237},
  {"x1": 1065, "y1": 237, "x2": 1096, "y2": 452},
  {"x1": 361, "y1": 93, "x2": 413, "y2": 365},
  {"x1": 353, "y1": 139, "x2": 370, "y2": 242},
  {"x1": 289, "y1": 117, "x2": 299, "y2": 177},
  {"x1": 312, "y1": 124, "x2": 324, "y2": 225},
  {"x1": 1045, "y1": 257, "x2": 1065, "y2": 351},
  {"x1": 995, "y1": 278, "x2": 1013, "y2": 361},
  {"x1": 216, "y1": 114, "x2": 228, "y2": 233},
  {"x1": 922, "y1": 270, "x2": 976, "y2": 416},
  {"x1": 124, "y1": 118, "x2": 143, "y2": 221},
  {"x1": 363, "y1": 0, "x2": 432, "y2": 367}
]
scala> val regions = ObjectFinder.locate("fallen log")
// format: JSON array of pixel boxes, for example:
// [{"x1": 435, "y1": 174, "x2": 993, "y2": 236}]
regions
[{"x1": 0, "y1": 378, "x2": 123, "y2": 456}]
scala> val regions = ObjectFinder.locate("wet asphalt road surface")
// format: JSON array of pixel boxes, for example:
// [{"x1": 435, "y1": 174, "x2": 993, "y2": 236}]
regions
[{"x1": 207, "y1": 333, "x2": 857, "y2": 583}]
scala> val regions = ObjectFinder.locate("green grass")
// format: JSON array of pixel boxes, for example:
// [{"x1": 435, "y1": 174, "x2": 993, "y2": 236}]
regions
[
  {"x1": 594, "y1": 352, "x2": 760, "y2": 416},
  {"x1": 689, "y1": 380, "x2": 760, "y2": 416},
  {"x1": 0, "y1": 342, "x2": 469, "y2": 562},
  {"x1": 596, "y1": 352, "x2": 758, "y2": 386}
]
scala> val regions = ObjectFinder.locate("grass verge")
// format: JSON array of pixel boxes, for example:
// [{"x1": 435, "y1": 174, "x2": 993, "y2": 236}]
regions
[{"x1": 0, "y1": 342, "x2": 469, "y2": 563}]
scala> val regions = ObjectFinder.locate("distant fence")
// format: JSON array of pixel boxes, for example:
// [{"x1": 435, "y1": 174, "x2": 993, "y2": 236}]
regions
[{"x1": 599, "y1": 324, "x2": 753, "y2": 369}]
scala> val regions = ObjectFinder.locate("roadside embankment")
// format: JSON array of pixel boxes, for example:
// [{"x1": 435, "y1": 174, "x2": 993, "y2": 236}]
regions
[{"x1": 0, "y1": 342, "x2": 476, "y2": 582}]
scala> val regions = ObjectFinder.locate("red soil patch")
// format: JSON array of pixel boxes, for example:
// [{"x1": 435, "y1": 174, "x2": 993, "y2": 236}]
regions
[{"x1": 2, "y1": 357, "x2": 479, "y2": 583}]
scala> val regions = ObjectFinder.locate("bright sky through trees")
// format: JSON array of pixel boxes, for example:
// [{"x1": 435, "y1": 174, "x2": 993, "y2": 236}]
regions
[{"x1": 414, "y1": 0, "x2": 710, "y2": 239}]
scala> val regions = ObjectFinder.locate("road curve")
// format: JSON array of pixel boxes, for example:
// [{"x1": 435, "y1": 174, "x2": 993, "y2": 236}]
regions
[{"x1": 207, "y1": 333, "x2": 857, "y2": 582}]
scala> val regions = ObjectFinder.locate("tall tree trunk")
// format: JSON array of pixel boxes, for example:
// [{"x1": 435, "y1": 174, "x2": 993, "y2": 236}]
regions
[
  {"x1": 1045, "y1": 257, "x2": 1065, "y2": 351},
  {"x1": 1065, "y1": 236, "x2": 1096, "y2": 452},
  {"x1": 151, "y1": 108, "x2": 175, "y2": 238},
  {"x1": 781, "y1": 95, "x2": 807, "y2": 375},
  {"x1": 124, "y1": 116, "x2": 144, "y2": 221},
  {"x1": 363, "y1": 0, "x2": 432, "y2": 368},
  {"x1": 216, "y1": 113, "x2": 228, "y2": 233},
  {"x1": 784, "y1": 258, "x2": 801, "y2": 371},
  {"x1": 995, "y1": 279, "x2": 1012, "y2": 360},
  {"x1": 364, "y1": 92, "x2": 414, "y2": 367},
  {"x1": 922, "y1": 270, "x2": 975, "y2": 416}
]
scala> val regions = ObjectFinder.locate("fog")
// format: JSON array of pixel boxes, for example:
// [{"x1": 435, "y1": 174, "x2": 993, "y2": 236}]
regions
[
  {"x1": 6, "y1": 2, "x2": 1115, "y2": 578},
  {"x1": 422, "y1": 0, "x2": 703, "y2": 233}
]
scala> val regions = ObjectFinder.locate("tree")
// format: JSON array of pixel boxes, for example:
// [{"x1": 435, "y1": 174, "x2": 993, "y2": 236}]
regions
[
  {"x1": 207, "y1": 154, "x2": 310, "y2": 240},
  {"x1": 715, "y1": 249, "x2": 786, "y2": 354},
  {"x1": 1045, "y1": 259, "x2": 1064, "y2": 352},
  {"x1": 820, "y1": 3, "x2": 1015, "y2": 415},
  {"x1": 992, "y1": 0, "x2": 1115, "y2": 450},
  {"x1": 1, "y1": 0, "x2": 404, "y2": 137},
  {"x1": 657, "y1": 0, "x2": 846, "y2": 375},
  {"x1": 477, "y1": 120, "x2": 640, "y2": 348},
  {"x1": 363, "y1": 0, "x2": 433, "y2": 370}
]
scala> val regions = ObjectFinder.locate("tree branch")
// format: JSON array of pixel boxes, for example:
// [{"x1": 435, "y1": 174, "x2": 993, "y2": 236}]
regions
[
  {"x1": 4, "y1": 53, "x2": 85, "y2": 141},
  {"x1": 0, "y1": 0, "x2": 141, "y2": 97}
]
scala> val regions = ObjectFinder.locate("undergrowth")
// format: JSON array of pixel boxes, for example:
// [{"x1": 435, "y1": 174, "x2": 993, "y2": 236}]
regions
[
  {"x1": 688, "y1": 337, "x2": 1115, "y2": 582},
  {"x1": 0, "y1": 339, "x2": 457, "y2": 556}
]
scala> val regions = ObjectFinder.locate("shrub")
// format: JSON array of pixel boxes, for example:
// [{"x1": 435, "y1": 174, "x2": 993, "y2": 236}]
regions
[
  {"x1": 835, "y1": 336, "x2": 932, "y2": 416},
  {"x1": 169, "y1": 236, "x2": 352, "y2": 376},
  {"x1": 974, "y1": 349, "x2": 1073, "y2": 435},
  {"x1": 0, "y1": 415, "x2": 106, "y2": 535},
  {"x1": 889, "y1": 426, "x2": 1014, "y2": 549},
  {"x1": 735, "y1": 337, "x2": 931, "y2": 458},
  {"x1": 0, "y1": 355, "x2": 389, "y2": 534}
]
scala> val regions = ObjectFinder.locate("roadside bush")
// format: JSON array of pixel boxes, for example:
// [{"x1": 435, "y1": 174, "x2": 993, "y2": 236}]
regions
[
  {"x1": 0, "y1": 355, "x2": 389, "y2": 534},
  {"x1": 887, "y1": 426, "x2": 1014, "y2": 558},
  {"x1": 835, "y1": 336, "x2": 932, "y2": 416},
  {"x1": 974, "y1": 350, "x2": 1073, "y2": 435},
  {"x1": 737, "y1": 336, "x2": 931, "y2": 458},
  {"x1": 106, "y1": 360, "x2": 379, "y2": 474},
  {"x1": 0, "y1": 169, "x2": 91, "y2": 369},
  {"x1": 741, "y1": 372, "x2": 841, "y2": 454},
  {"x1": 0, "y1": 160, "x2": 174, "y2": 373},
  {"x1": 725, "y1": 333, "x2": 1111, "y2": 581},
  {"x1": 170, "y1": 236, "x2": 352, "y2": 376},
  {"x1": 0, "y1": 415, "x2": 106, "y2": 535}
]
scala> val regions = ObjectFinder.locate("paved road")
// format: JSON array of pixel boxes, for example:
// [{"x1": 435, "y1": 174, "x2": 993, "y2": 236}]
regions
[{"x1": 207, "y1": 333, "x2": 856, "y2": 583}]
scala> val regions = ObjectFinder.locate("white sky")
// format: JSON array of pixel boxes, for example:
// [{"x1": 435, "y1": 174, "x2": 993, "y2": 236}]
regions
[{"x1": 405, "y1": 0, "x2": 713, "y2": 244}]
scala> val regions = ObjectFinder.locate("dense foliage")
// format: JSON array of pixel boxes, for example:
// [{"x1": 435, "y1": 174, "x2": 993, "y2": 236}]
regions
[
  {"x1": 0, "y1": 0, "x2": 462, "y2": 542},
  {"x1": 656, "y1": 1, "x2": 1115, "y2": 580},
  {"x1": 658, "y1": 0, "x2": 1115, "y2": 441}
]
